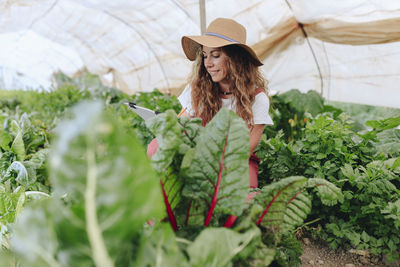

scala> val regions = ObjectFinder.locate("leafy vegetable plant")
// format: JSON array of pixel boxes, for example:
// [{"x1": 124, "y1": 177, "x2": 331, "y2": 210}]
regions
[{"x1": 146, "y1": 107, "x2": 343, "y2": 266}]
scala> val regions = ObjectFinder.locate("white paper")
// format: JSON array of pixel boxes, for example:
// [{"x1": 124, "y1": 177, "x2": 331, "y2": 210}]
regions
[{"x1": 125, "y1": 103, "x2": 157, "y2": 121}]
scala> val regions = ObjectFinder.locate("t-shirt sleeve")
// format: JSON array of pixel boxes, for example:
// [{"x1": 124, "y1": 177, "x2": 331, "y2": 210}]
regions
[
  {"x1": 178, "y1": 84, "x2": 195, "y2": 116},
  {"x1": 252, "y1": 92, "x2": 273, "y2": 125}
]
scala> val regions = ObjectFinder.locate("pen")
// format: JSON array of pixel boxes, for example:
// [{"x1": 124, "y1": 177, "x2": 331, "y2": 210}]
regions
[{"x1": 177, "y1": 107, "x2": 187, "y2": 118}]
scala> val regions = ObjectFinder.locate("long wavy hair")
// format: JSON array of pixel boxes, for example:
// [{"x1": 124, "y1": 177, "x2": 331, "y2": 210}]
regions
[{"x1": 189, "y1": 44, "x2": 268, "y2": 127}]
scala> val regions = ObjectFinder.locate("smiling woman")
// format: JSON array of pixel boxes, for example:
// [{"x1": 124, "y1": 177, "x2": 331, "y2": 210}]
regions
[{"x1": 178, "y1": 18, "x2": 273, "y2": 188}]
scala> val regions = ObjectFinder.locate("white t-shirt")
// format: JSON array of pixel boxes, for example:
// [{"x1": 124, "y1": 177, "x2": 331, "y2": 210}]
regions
[{"x1": 178, "y1": 84, "x2": 273, "y2": 125}]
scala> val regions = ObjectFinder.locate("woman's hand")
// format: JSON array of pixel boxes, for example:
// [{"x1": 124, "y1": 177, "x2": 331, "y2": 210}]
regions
[
  {"x1": 178, "y1": 110, "x2": 191, "y2": 118},
  {"x1": 249, "y1": 124, "x2": 265, "y2": 154}
]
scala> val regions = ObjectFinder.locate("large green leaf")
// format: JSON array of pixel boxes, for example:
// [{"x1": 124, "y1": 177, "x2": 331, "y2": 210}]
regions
[
  {"x1": 10, "y1": 124, "x2": 25, "y2": 161},
  {"x1": 306, "y1": 178, "x2": 344, "y2": 206},
  {"x1": 0, "y1": 130, "x2": 11, "y2": 151},
  {"x1": 254, "y1": 176, "x2": 343, "y2": 231},
  {"x1": 253, "y1": 176, "x2": 307, "y2": 228},
  {"x1": 181, "y1": 108, "x2": 250, "y2": 225},
  {"x1": 134, "y1": 223, "x2": 188, "y2": 267},
  {"x1": 366, "y1": 115, "x2": 400, "y2": 131},
  {"x1": 7, "y1": 101, "x2": 164, "y2": 266},
  {"x1": 146, "y1": 110, "x2": 186, "y2": 172},
  {"x1": 8, "y1": 199, "x2": 64, "y2": 267},
  {"x1": 29, "y1": 148, "x2": 49, "y2": 169},
  {"x1": 0, "y1": 186, "x2": 25, "y2": 225},
  {"x1": 279, "y1": 89, "x2": 324, "y2": 116},
  {"x1": 374, "y1": 129, "x2": 400, "y2": 157},
  {"x1": 283, "y1": 191, "x2": 312, "y2": 232},
  {"x1": 146, "y1": 112, "x2": 203, "y2": 230},
  {"x1": 4, "y1": 161, "x2": 36, "y2": 188},
  {"x1": 187, "y1": 227, "x2": 261, "y2": 267}
]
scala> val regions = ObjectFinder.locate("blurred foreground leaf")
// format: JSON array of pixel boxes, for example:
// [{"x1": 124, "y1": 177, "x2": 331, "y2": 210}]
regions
[{"x1": 5, "y1": 101, "x2": 163, "y2": 266}]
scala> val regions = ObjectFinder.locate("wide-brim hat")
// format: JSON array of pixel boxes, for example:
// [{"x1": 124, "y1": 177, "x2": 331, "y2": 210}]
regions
[{"x1": 181, "y1": 18, "x2": 263, "y2": 66}]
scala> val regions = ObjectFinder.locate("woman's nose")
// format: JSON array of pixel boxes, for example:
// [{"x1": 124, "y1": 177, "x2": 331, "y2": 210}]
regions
[{"x1": 204, "y1": 57, "x2": 213, "y2": 67}]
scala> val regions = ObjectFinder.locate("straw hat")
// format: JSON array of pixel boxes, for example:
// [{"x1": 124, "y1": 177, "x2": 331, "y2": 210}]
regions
[{"x1": 181, "y1": 18, "x2": 263, "y2": 66}]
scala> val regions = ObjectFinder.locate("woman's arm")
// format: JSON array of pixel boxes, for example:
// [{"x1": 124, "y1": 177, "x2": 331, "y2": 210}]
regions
[{"x1": 249, "y1": 124, "x2": 265, "y2": 154}]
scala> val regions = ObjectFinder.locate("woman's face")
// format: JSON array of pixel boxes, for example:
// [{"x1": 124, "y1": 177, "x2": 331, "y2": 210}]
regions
[{"x1": 202, "y1": 46, "x2": 230, "y2": 84}]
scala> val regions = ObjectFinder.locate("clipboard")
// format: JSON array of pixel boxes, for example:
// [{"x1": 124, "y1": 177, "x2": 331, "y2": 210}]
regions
[{"x1": 124, "y1": 102, "x2": 160, "y2": 121}]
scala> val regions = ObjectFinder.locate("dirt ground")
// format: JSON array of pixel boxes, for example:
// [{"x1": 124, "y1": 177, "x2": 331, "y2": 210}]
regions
[{"x1": 300, "y1": 237, "x2": 400, "y2": 267}]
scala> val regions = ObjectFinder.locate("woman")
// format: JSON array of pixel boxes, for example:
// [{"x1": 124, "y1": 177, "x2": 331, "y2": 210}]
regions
[{"x1": 177, "y1": 18, "x2": 273, "y2": 188}]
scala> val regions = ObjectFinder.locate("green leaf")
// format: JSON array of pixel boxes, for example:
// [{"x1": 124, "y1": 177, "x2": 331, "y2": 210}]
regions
[
  {"x1": 366, "y1": 116, "x2": 400, "y2": 131},
  {"x1": 279, "y1": 89, "x2": 324, "y2": 116},
  {"x1": 182, "y1": 108, "x2": 250, "y2": 225},
  {"x1": 0, "y1": 187, "x2": 25, "y2": 225},
  {"x1": 187, "y1": 227, "x2": 260, "y2": 267},
  {"x1": 392, "y1": 157, "x2": 400, "y2": 169},
  {"x1": 146, "y1": 111, "x2": 202, "y2": 230},
  {"x1": 146, "y1": 110, "x2": 185, "y2": 172},
  {"x1": 10, "y1": 130, "x2": 25, "y2": 161},
  {"x1": 9, "y1": 199, "x2": 67, "y2": 267},
  {"x1": 9, "y1": 101, "x2": 164, "y2": 266},
  {"x1": 283, "y1": 192, "x2": 312, "y2": 231},
  {"x1": 361, "y1": 231, "x2": 370, "y2": 242},
  {"x1": 374, "y1": 129, "x2": 400, "y2": 157},
  {"x1": 4, "y1": 161, "x2": 36, "y2": 187},
  {"x1": 0, "y1": 130, "x2": 11, "y2": 151},
  {"x1": 135, "y1": 223, "x2": 188, "y2": 267},
  {"x1": 29, "y1": 148, "x2": 49, "y2": 169},
  {"x1": 254, "y1": 176, "x2": 307, "y2": 228},
  {"x1": 306, "y1": 178, "x2": 344, "y2": 205}
]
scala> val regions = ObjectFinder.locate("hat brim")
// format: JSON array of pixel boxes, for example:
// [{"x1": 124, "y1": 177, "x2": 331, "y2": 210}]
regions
[{"x1": 181, "y1": 35, "x2": 263, "y2": 66}]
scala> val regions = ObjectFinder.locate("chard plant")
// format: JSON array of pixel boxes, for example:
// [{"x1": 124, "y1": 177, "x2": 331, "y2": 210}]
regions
[{"x1": 146, "y1": 107, "x2": 343, "y2": 266}]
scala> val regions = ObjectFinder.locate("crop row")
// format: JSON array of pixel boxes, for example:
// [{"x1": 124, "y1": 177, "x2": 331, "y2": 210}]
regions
[{"x1": 0, "y1": 74, "x2": 399, "y2": 266}]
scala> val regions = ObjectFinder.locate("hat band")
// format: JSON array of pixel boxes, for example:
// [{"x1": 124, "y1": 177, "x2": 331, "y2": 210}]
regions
[{"x1": 204, "y1": 32, "x2": 239, "y2": 43}]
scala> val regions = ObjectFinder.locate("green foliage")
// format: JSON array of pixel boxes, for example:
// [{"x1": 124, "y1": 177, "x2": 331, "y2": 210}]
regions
[
  {"x1": 274, "y1": 233, "x2": 303, "y2": 267},
  {"x1": 134, "y1": 223, "x2": 187, "y2": 266},
  {"x1": 181, "y1": 108, "x2": 250, "y2": 225},
  {"x1": 381, "y1": 199, "x2": 400, "y2": 230},
  {"x1": 257, "y1": 110, "x2": 400, "y2": 261},
  {"x1": 147, "y1": 108, "x2": 251, "y2": 227},
  {"x1": 1, "y1": 78, "x2": 399, "y2": 265},
  {"x1": 0, "y1": 113, "x2": 50, "y2": 193},
  {"x1": 366, "y1": 115, "x2": 400, "y2": 132},
  {"x1": 187, "y1": 227, "x2": 264, "y2": 267},
  {"x1": 323, "y1": 160, "x2": 400, "y2": 258},
  {"x1": 147, "y1": 108, "x2": 342, "y2": 265},
  {"x1": 265, "y1": 89, "x2": 340, "y2": 141},
  {"x1": 0, "y1": 186, "x2": 25, "y2": 227},
  {"x1": 3, "y1": 101, "x2": 164, "y2": 266}
]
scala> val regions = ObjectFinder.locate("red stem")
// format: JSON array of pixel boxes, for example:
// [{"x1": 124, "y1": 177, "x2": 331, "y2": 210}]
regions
[
  {"x1": 160, "y1": 179, "x2": 178, "y2": 231},
  {"x1": 185, "y1": 200, "x2": 192, "y2": 226},
  {"x1": 288, "y1": 190, "x2": 303, "y2": 204},
  {"x1": 204, "y1": 134, "x2": 228, "y2": 226},
  {"x1": 224, "y1": 215, "x2": 237, "y2": 228}
]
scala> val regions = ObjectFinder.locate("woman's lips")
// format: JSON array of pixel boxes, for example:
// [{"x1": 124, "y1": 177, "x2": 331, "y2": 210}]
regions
[{"x1": 208, "y1": 70, "x2": 219, "y2": 76}]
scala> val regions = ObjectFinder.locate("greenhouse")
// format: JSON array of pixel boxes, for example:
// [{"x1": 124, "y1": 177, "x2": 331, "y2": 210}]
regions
[{"x1": 0, "y1": 1, "x2": 399, "y2": 266}]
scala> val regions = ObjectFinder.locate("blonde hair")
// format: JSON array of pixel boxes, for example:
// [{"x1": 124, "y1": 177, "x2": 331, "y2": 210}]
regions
[{"x1": 189, "y1": 45, "x2": 268, "y2": 126}]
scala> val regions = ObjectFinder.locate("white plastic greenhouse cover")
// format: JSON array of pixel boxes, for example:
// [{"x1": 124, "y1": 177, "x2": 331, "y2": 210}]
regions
[{"x1": 1, "y1": 0, "x2": 400, "y2": 108}]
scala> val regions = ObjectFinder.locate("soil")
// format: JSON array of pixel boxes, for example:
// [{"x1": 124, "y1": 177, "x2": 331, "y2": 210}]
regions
[{"x1": 300, "y1": 237, "x2": 400, "y2": 267}]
